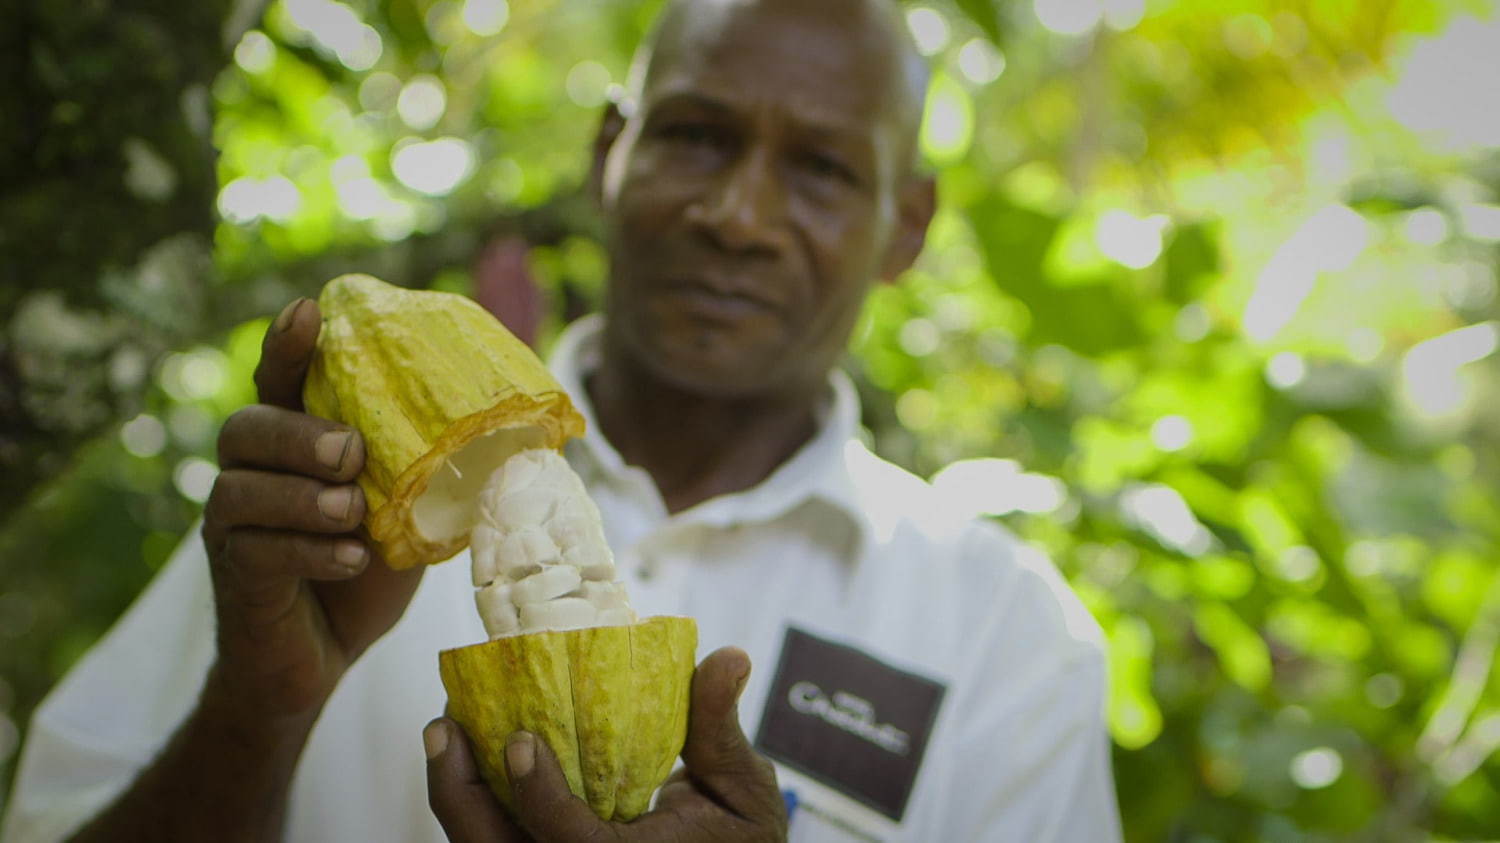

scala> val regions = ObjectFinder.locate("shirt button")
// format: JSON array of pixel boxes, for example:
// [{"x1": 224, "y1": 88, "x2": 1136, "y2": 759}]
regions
[{"x1": 629, "y1": 555, "x2": 656, "y2": 581}]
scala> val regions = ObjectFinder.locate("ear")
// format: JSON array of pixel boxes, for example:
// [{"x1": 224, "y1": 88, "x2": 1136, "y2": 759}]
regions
[
  {"x1": 878, "y1": 173, "x2": 937, "y2": 283},
  {"x1": 588, "y1": 102, "x2": 628, "y2": 206}
]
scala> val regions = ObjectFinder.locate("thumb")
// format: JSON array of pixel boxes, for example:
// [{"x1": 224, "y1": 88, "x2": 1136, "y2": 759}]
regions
[
  {"x1": 254, "y1": 297, "x2": 320, "y2": 410},
  {"x1": 681, "y1": 647, "x2": 778, "y2": 814},
  {"x1": 505, "y1": 731, "x2": 615, "y2": 842},
  {"x1": 424, "y1": 718, "x2": 525, "y2": 843},
  {"x1": 682, "y1": 647, "x2": 753, "y2": 773}
]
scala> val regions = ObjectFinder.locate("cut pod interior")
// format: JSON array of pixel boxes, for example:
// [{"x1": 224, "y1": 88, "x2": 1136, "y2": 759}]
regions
[{"x1": 410, "y1": 424, "x2": 550, "y2": 544}]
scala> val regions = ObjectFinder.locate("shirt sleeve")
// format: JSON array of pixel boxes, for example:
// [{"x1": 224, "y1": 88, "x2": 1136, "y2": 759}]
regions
[
  {"x1": 939, "y1": 528, "x2": 1123, "y2": 842},
  {"x1": 948, "y1": 652, "x2": 1121, "y2": 842},
  {"x1": 1, "y1": 525, "x2": 218, "y2": 843}
]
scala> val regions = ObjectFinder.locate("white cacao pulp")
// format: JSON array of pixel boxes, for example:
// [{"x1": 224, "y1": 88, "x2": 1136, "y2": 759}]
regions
[{"x1": 469, "y1": 449, "x2": 637, "y2": 638}]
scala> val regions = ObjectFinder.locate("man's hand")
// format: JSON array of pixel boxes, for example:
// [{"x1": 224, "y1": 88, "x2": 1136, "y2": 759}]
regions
[
  {"x1": 201, "y1": 297, "x2": 425, "y2": 722},
  {"x1": 425, "y1": 647, "x2": 789, "y2": 842},
  {"x1": 72, "y1": 299, "x2": 429, "y2": 842}
]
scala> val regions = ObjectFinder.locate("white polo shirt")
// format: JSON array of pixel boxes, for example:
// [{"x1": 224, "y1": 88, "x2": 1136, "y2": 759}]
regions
[{"x1": 3, "y1": 316, "x2": 1120, "y2": 842}]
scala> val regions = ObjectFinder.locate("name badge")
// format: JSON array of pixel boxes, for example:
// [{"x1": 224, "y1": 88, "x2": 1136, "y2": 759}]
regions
[{"x1": 754, "y1": 627, "x2": 946, "y2": 822}]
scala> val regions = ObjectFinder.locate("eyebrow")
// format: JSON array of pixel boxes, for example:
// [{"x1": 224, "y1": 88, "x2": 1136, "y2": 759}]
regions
[
  {"x1": 647, "y1": 90, "x2": 735, "y2": 116},
  {"x1": 646, "y1": 89, "x2": 870, "y2": 146}
]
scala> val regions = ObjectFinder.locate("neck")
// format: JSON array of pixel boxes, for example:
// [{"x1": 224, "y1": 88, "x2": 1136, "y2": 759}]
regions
[{"x1": 586, "y1": 352, "x2": 821, "y2": 515}]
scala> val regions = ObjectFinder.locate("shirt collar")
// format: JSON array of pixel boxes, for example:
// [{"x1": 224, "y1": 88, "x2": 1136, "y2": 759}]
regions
[{"x1": 547, "y1": 314, "x2": 874, "y2": 559}]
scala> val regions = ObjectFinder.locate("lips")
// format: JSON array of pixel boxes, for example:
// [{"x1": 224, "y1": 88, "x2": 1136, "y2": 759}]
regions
[{"x1": 660, "y1": 279, "x2": 779, "y2": 322}]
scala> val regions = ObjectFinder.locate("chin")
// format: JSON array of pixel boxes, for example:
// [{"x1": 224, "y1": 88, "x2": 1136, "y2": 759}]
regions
[{"x1": 633, "y1": 325, "x2": 783, "y2": 398}]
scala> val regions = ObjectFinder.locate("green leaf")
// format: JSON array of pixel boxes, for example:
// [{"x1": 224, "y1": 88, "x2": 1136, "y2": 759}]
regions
[
  {"x1": 1162, "y1": 222, "x2": 1220, "y2": 303},
  {"x1": 1106, "y1": 616, "x2": 1163, "y2": 749},
  {"x1": 1239, "y1": 488, "x2": 1303, "y2": 563},
  {"x1": 969, "y1": 189, "x2": 1147, "y2": 354},
  {"x1": 951, "y1": 0, "x2": 1003, "y2": 45},
  {"x1": 1421, "y1": 550, "x2": 1493, "y2": 630},
  {"x1": 966, "y1": 191, "x2": 1058, "y2": 302},
  {"x1": 1194, "y1": 602, "x2": 1272, "y2": 691},
  {"x1": 1192, "y1": 556, "x2": 1257, "y2": 601}
]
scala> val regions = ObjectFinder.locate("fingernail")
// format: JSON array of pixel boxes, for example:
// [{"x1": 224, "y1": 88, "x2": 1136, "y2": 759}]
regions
[
  {"x1": 318, "y1": 486, "x2": 355, "y2": 522},
  {"x1": 315, "y1": 430, "x2": 354, "y2": 471},
  {"x1": 335, "y1": 541, "x2": 366, "y2": 572},
  {"x1": 730, "y1": 653, "x2": 752, "y2": 696},
  {"x1": 506, "y1": 732, "x2": 535, "y2": 778},
  {"x1": 272, "y1": 298, "x2": 306, "y2": 334},
  {"x1": 424, "y1": 721, "x2": 449, "y2": 760}
]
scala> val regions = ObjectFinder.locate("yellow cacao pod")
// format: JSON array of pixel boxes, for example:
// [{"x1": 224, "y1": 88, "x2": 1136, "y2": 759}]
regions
[
  {"x1": 301, "y1": 274, "x2": 585, "y2": 569},
  {"x1": 439, "y1": 616, "x2": 698, "y2": 821},
  {"x1": 302, "y1": 274, "x2": 696, "y2": 823}
]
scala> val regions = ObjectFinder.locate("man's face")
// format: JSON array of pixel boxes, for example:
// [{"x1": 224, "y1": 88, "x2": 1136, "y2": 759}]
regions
[{"x1": 594, "y1": 1, "x2": 929, "y2": 399}]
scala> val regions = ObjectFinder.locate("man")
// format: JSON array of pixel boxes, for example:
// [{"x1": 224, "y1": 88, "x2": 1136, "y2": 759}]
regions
[{"x1": 3, "y1": 0, "x2": 1121, "y2": 840}]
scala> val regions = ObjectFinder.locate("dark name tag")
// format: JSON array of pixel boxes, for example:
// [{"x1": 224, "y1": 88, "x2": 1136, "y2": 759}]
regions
[{"x1": 754, "y1": 627, "x2": 946, "y2": 822}]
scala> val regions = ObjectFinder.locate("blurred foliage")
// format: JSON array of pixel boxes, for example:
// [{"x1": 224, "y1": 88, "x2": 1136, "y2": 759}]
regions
[
  {"x1": 3, "y1": 0, "x2": 1500, "y2": 839},
  {"x1": 0, "y1": 0, "x2": 241, "y2": 520}
]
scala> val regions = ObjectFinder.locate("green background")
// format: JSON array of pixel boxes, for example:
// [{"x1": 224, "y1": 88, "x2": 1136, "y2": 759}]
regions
[{"x1": 3, "y1": 0, "x2": 1499, "y2": 839}]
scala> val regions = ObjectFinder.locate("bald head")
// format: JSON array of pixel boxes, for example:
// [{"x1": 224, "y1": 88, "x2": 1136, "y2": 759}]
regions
[{"x1": 627, "y1": 0, "x2": 929, "y2": 172}]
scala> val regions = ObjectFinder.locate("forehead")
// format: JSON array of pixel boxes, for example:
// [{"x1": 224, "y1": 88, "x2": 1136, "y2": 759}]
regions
[{"x1": 642, "y1": 1, "x2": 907, "y2": 136}]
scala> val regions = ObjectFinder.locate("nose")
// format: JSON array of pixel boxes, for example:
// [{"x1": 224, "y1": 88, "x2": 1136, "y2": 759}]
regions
[{"x1": 684, "y1": 145, "x2": 787, "y2": 257}]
